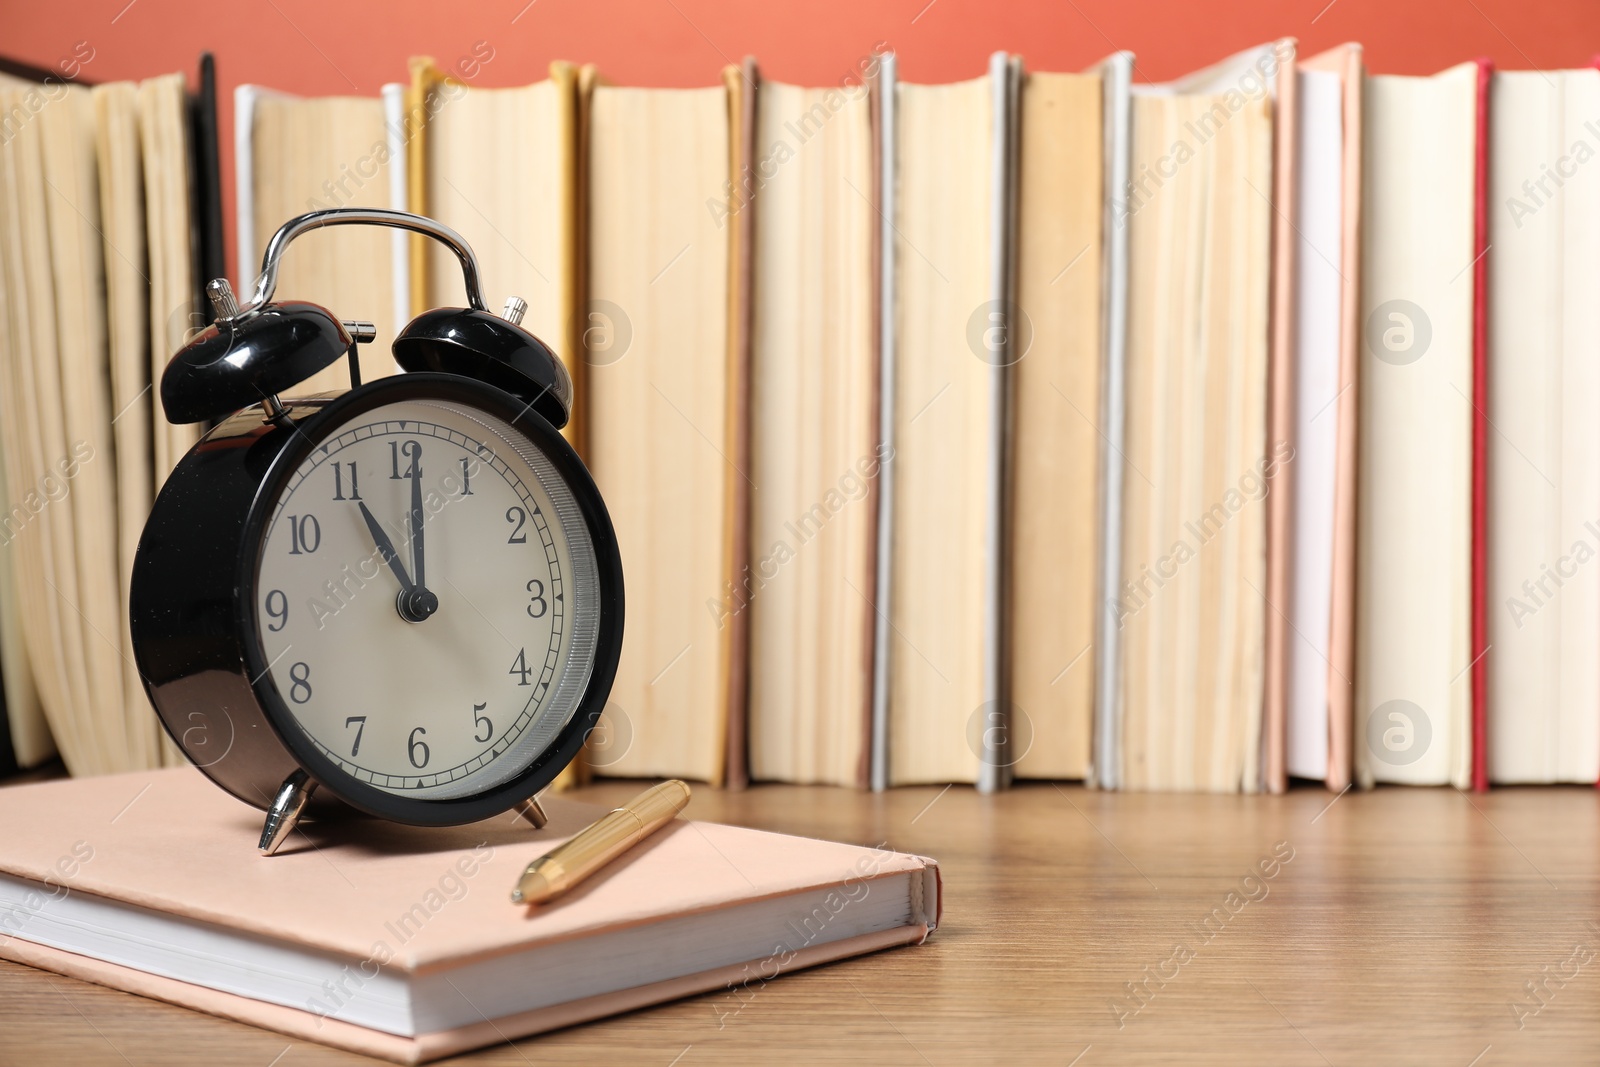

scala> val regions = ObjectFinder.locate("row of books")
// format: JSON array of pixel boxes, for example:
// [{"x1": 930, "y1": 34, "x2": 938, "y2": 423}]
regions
[
  {"x1": 0, "y1": 54, "x2": 223, "y2": 779},
  {"x1": 3, "y1": 41, "x2": 1596, "y2": 794}
]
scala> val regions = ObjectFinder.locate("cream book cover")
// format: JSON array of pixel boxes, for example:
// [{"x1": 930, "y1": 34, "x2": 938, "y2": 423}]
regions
[
  {"x1": 1009, "y1": 66, "x2": 1103, "y2": 782},
  {"x1": 583, "y1": 81, "x2": 735, "y2": 784},
  {"x1": 882, "y1": 58, "x2": 1014, "y2": 787},
  {"x1": 1116, "y1": 46, "x2": 1276, "y2": 792},
  {"x1": 745, "y1": 72, "x2": 877, "y2": 787}
]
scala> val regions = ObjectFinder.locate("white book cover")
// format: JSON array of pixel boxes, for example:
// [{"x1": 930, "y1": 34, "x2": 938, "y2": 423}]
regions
[
  {"x1": 1355, "y1": 64, "x2": 1479, "y2": 788},
  {"x1": 1486, "y1": 69, "x2": 1600, "y2": 784},
  {"x1": 232, "y1": 83, "x2": 294, "y2": 289},
  {"x1": 382, "y1": 82, "x2": 411, "y2": 340},
  {"x1": 1284, "y1": 66, "x2": 1345, "y2": 781}
]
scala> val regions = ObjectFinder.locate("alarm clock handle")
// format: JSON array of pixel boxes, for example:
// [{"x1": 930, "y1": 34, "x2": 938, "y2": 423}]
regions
[{"x1": 242, "y1": 208, "x2": 491, "y2": 316}]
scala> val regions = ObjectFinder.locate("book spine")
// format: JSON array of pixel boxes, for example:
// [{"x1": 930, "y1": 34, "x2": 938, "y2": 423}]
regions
[
  {"x1": 232, "y1": 84, "x2": 257, "y2": 287},
  {"x1": 978, "y1": 52, "x2": 1018, "y2": 794},
  {"x1": 1262, "y1": 40, "x2": 1299, "y2": 795},
  {"x1": 1091, "y1": 53, "x2": 1133, "y2": 791},
  {"x1": 720, "y1": 59, "x2": 757, "y2": 791},
  {"x1": 868, "y1": 52, "x2": 898, "y2": 793},
  {"x1": 192, "y1": 54, "x2": 225, "y2": 310},
  {"x1": 1324, "y1": 44, "x2": 1364, "y2": 794},
  {"x1": 1470, "y1": 57, "x2": 1493, "y2": 792},
  {"x1": 381, "y1": 84, "x2": 409, "y2": 344}
]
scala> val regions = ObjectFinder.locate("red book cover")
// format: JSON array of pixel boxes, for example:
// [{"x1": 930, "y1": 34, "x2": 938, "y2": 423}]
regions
[{"x1": 1470, "y1": 58, "x2": 1492, "y2": 792}]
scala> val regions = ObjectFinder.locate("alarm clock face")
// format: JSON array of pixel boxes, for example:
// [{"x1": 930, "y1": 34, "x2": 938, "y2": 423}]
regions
[{"x1": 253, "y1": 397, "x2": 600, "y2": 801}]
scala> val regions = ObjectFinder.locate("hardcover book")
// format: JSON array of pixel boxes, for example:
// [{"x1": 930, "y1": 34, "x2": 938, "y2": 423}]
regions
[{"x1": 0, "y1": 768, "x2": 940, "y2": 1064}]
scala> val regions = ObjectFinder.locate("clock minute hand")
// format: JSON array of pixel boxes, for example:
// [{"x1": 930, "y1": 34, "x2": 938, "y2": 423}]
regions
[{"x1": 409, "y1": 462, "x2": 426, "y2": 591}]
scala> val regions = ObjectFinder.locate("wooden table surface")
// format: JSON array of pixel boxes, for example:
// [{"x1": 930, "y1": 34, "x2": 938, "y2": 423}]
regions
[{"x1": 2, "y1": 778, "x2": 1597, "y2": 1066}]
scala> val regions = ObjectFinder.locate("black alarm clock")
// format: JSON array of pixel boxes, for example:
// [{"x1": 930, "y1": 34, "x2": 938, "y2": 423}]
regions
[{"x1": 130, "y1": 208, "x2": 624, "y2": 854}]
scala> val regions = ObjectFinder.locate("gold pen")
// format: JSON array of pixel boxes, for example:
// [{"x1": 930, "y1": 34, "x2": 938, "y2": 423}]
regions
[{"x1": 510, "y1": 780, "x2": 691, "y2": 905}]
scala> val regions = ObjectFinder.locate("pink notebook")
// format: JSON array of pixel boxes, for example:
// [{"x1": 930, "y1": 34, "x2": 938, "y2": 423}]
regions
[{"x1": 0, "y1": 769, "x2": 940, "y2": 1063}]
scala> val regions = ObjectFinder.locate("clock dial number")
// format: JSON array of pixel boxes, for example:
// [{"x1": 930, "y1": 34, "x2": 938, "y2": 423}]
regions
[
  {"x1": 408, "y1": 726, "x2": 430, "y2": 769},
  {"x1": 473, "y1": 702, "x2": 493, "y2": 743},
  {"x1": 287, "y1": 514, "x2": 321, "y2": 555},
  {"x1": 345, "y1": 716, "x2": 367, "y2": 756},
  {"x1": 509, "y1": 648, "x2": 532, "y2": 686},
  {"x1": 264, "y1": 589, "x2": 288, "y2": 632},
  {"x1": 526, "y1": 579, "x2": 548, "y2": 619},
  {"x1": 288, "y1": 662, "x2": 313, "y2": 704},
  {"x1": 389, "y1": 439, "x2": 421, "y2": 480},
  {"x1": 331, "y1": 460, "x2": 361, "y2": 501},
  {"x1": 506, "y1": 505, "x2": 527, "y2": 544},
  {"x1": 459, "y1": 458, "x2": 474, "y2": 495}
]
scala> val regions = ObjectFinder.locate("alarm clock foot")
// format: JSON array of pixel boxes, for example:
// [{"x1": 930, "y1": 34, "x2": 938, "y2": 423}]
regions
[
  {"x1": 259, "y1": 769, "x2": 319, "y2": 855},
  {"x1": 512, "y1": 794, "x2": 549, "y2": 830}
]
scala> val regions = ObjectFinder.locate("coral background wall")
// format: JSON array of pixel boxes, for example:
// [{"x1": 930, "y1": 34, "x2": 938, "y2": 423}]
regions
[{"x1": 3, "y1": 0, "x2": 1597, "y2": 280}]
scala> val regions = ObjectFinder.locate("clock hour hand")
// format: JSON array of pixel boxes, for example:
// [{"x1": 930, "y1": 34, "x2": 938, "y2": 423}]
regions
[
  {"x1": 357, "y1": 500, "x2": 436, "y2": 622},
  {"x1": 358, "y1": 500, "x2": 413, "y2": 590}
]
